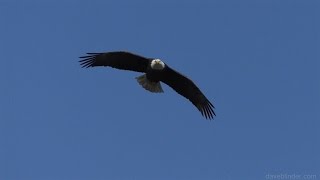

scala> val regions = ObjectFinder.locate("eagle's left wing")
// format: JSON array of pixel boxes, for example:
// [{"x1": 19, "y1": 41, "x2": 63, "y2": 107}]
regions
[{"x1": 161, "y1": 66, "x2": 215, "y2": 120}]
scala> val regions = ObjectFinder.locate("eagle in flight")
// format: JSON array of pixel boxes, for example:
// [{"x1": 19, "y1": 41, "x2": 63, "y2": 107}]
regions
[{"x1": 79, "y1": 51, "x2": 215, "y2": 120}]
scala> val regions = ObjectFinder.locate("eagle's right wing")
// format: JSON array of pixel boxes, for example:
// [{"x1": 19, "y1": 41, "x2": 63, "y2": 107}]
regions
[{"x1": 79, "y1": 51, "x2": 151, "y2": 73}]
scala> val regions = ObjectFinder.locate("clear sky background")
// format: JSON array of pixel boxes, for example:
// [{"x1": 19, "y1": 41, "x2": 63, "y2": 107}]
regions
[{"x1": 1, "y1": 0, "x2": 319, "y2": 180}]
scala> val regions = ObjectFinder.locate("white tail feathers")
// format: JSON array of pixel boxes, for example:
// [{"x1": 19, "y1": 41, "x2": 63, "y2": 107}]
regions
[{"x1": 135, "y1": 74, "x2": 164, "y2": 93}]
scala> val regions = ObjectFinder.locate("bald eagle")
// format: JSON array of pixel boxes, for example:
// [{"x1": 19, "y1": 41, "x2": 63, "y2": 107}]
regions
[{"x1": 79, "y1": 51, "x2": 215, "y2": 120}]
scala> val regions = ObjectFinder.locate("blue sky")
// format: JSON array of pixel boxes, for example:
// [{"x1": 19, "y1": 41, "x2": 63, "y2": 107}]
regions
[{"x1": 1, "y1": 0, "x2": 319, "y2": 180}]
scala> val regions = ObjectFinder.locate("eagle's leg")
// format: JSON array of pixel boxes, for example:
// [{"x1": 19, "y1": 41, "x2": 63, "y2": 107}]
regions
[{"x1": 135, "y1": 74, "x2": 164, "y2": 93}]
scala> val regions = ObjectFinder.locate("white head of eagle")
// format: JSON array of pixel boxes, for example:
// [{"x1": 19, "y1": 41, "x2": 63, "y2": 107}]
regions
[{"x1": 151, "y1": 59, "x2": 165, "y2": 70}]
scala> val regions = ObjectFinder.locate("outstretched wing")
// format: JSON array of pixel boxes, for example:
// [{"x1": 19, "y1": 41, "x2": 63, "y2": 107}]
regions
[
  {"x1": 79, "y1": 51, "x2": 151, "y2": 73},
  {"x1": 161, "y1": 66, "x2": 215, "y2": 120}
]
